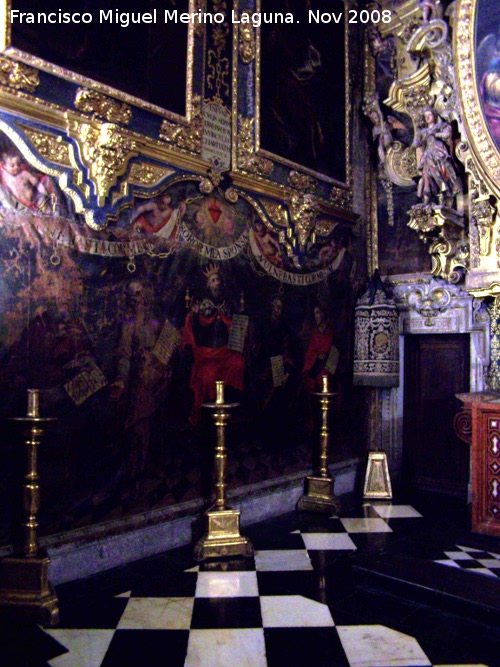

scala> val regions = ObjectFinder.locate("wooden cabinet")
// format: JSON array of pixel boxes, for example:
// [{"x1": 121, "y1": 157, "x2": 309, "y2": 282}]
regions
[{"x1": 456, "y1": 394, "x2": 500, "y2": 536}]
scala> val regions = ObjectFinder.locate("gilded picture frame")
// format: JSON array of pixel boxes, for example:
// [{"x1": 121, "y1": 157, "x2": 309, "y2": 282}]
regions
[
  {"x1": 234, "y1": 0, "x2": 351, "y2": 195},
  {"x1": 0, "y1": 0, "x2": 194, "y2": 123},
  {"x1": 455, "y1": 0, "x2": 500, "y2": 198}
]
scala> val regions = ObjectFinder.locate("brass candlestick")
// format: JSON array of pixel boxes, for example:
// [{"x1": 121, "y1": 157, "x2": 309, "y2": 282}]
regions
[
  {"x1": 194, "y1": 381, "x2": 253, "y2": 560},
  {"x1": 297, "y1": 375, "x2": 341, "y2": 514},
  {"x1": 0, "y1": 389, "x2": 59, "y2": 626}
]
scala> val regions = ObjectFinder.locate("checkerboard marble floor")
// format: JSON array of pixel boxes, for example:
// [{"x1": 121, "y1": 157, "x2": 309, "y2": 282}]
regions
[
  {"x1": 2, "y1": 495, "x2": 500, "y2": 667},
  {"x1": 434, "y1": 544, "x2": 500, "y2": 579}
]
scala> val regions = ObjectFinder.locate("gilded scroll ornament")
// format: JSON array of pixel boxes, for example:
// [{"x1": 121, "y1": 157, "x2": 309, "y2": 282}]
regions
[
  {"x1": 260, "y1": 200, "x2": 288, "y2": 228},
  {"x1": 127, "y1": 163, "x2": 175, "y2": 188},
  {"x1": 238, "y1": 14, "x2": 256, "y2": 64},
  {"x1": 67, "y1": 120, "x2": 137, "y2": 205},
  {"x1": 408, "y1": 203, "x2": 468, "y2": 283},
  {"x1": 159, "y1": 96, "x2": 202, "y2": 154},
  {"x1": 237, "y1": 116, "x2": 273, "y2": 175},
  {"x1": 74, "y1": 89, "x2": 132, "y2": 126},
  {"x1": 471, "y1": 195, "x2": 496, "y2": 257},
  {"x1": 288, "y1": 192, "x2": 319, "y2": 251},
  {"x1": 0, "y1": 57, "x2": 39, "y2": 93},
  {"x1": 18, "y1": 126, "x2": 71, "y2": 167},
  {"x1": 288, "y1": 170, "x2": 317, "y2": 193},
  {"x1": 329, "y1": 185, "x2": 352, "y2": 210}
]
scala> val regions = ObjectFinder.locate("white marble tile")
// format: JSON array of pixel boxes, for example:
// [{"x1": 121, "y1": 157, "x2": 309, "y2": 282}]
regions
[
  {"x1": 469, "y1": 568, "x2": 497, "y2": 577},
  {"x1": 46, "y1": 629, "x2": 114, "y2": 667},
  {"x1": 443, "y1": 551, "x2": 474, "y2": 560},
  {"x1": 337, "y1": 624, "x2": 431, "y2": 667},
  {"x1": 434, "y1": 559, "x2": 461, "y2": 568},
  {"x1": 195, "y1": 571, "x2": 259, "y2": 598},
  {"x1": 458, "y1": 545, "x2": 500, "y2": 559},
  {"x1": 340, "y1": 518, "x2": 393, "y2": 533},
  {"x1": 116, "y1": 597, "x2": 194, "y2": 629},
  {"x1": 254, "y1": 549, "x2": 313, "y2": 571},
  {"x1": 185, "y1": 565, "x2": 200, "y2": 572},
  {"x1": 115, "y1": 590, "x2": 132, "y2": 598},
  {"x1": 301, "y1": 532, "x2": 357, "y2": 551},
  {"x1": 260, "y1": 595, "x2": 334, "y2": 627},
  {"x1": 477, "y1": 558, "x2": 500, "y2": 569},
  {"x1": 185, "y1": 628, "x2": 267, "y2": 667},
  {"x1": 370, "y1": 504, "x2": 422, "y2": 519}
]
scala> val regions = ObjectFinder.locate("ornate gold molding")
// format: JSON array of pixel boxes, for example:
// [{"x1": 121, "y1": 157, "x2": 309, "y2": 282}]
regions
[
  {"x1": 0, "y1": 56, "x2": 38, "y2": 92},
  {"x1": 17, "y1": 125, "x2": 71, "y2": 167},
  {"x1": 74, "y1": 88, "x2": 132, "y2": 126},
  {"x1": 66, "y1": 117, "x2": 138, "y2": 205},
  {"x1": 455, "y1": 0, "x2": 500, "y2": 192},
  {"x1": 238, "y1": 13, "x2": 256, "y2": 64},
  {"x1": 288, "y1": 170, "x2": 317, "y2": 194},
  {"x1": 408, "y1": 204, "x2": 468, "y2": 283},
  {"x1": 159, "y1": 95, "x2": 202, "y2": 154},
  {"x1": 287, "y1": 192, "x2": 319, "y2": 251},
  {"x1": 127, "y1": 163, "x2": 176, "y2": 189},
  {"x1": 236, "y1": 115, "x2": 273, "y2": 175}
]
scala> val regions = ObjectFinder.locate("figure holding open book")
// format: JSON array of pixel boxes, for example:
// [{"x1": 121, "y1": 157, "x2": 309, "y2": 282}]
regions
[
  {"x1": 111, "y1": 279, "x2": 179, "y2": 500},
  {"x1": 181, "y1": 264, "x2": 246, "y2": 424}
]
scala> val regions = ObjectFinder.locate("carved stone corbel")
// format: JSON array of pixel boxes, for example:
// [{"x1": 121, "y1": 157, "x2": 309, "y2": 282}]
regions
[{"x1": 408, "y1": 203, "x2": 469, "y2": 283}]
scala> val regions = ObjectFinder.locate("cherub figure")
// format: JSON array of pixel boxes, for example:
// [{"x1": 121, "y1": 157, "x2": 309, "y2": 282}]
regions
[
  {"x1": 0, "y1": 149, "x2": 58, "y2": 214},
  {"x1": 253, "y1": 219, "x2": 284, "y2": 267},
  {"x1": 131, "y1": 193, "x2": 186, "y2": 239}
]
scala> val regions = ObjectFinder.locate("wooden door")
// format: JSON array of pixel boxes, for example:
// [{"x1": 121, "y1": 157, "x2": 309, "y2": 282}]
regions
[{"x1": 403, "y1": 334, "x2": 470, "y2": 497}]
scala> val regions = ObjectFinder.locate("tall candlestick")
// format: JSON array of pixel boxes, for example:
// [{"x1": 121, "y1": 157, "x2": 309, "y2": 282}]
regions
[
  {"x1": 194, "y1": 381, "x2": 253, "y2": 560},
  {"x1": 27, "y1": 389, "x2": 40, "y2": 418},
  {"x1": 215, "y1": 380, "x2": 224, "y2": 405}
]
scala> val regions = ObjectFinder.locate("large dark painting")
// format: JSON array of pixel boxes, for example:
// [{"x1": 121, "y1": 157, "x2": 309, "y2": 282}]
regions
[
  {"x1": 9, "y1": 0, "x2": 189, "y2": 116},
  {"x1": 0, "y1": 132, "x2": 359, "y2": 545},
  {"x1": 259, "y1": 0, "x2": 346, "y2": 182},
  {"x1": 475, "y1": 0, "x2": 500, "y2": 151}
]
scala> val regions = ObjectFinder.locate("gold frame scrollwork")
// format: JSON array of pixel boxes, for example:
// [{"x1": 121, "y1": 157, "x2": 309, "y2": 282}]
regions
[
  {"x1": 0, "y1": 0, "x2": 196, "y2": 124},
  {"x1": 233, "y1": 0, "x2": 352, "y2": 205},
  {"x1": 455, "y1": 0, "x2": 500, "y2": 197}
]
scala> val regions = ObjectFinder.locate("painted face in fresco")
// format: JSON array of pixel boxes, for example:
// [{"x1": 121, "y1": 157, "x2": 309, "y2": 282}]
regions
[
  {"x1": 207, "y1": 272, "x2": 223, "y2": 301},
  {"x1": 271, "y1": 296, "x2": 283, "y2": 321},
  {"x1": 314, "y1": 306, "x2": 325, "y2": 326},
  {"x1": 1, "y1": 154, "x2": 23, "y2": 175}
]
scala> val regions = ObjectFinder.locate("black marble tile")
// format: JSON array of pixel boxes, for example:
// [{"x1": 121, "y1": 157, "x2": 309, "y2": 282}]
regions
[
  {"x1": 100, "y1": 629, "x2": 189, "y2": 667},
  {"x1": 0, "y1": 619, "x2": 66, "y2": 666},
  {"x1": 190, "y1": 596, "x2": 262, "y2": 629},
  {"x1": 327, "y1": 587, "x2": 420, "y2": 627},
  {"x1": 56, "y1": 595, "x2": 129, "y2": 629},
  {"x1": 264, "y1": 627, "x2": 349, "y2": 667},
  {"x1": 257, "y1": 570, "x2": 323, "y2": 599},
  {"x1": 128, "y1": 570, "x2": 198, "y2": 597},
  {"x1": 199, "y1": 556, "x2": 256, "y2": 571}
]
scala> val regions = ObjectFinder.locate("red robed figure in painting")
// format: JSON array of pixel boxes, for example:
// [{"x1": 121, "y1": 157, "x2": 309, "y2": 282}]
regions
[{"x1": 181, "y1": 264, "x2": 245, "y2": 423}]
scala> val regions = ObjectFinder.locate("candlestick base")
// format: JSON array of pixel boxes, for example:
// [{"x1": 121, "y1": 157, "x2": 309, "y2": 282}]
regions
[
  {"x1": 297, "y1": 475, "x2": 341, "y2": 514},
  {"x1": 0, "y1": 548, "x2": 59, "y2": 626},
  {"x1": 194, "y1": 508, "x2": 254, "y2": 561}
]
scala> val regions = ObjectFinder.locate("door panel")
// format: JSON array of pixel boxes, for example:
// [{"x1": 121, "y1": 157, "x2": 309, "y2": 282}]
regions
[{"x1": 403, "y1": 334, "x2": 470, "y2": 497}]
